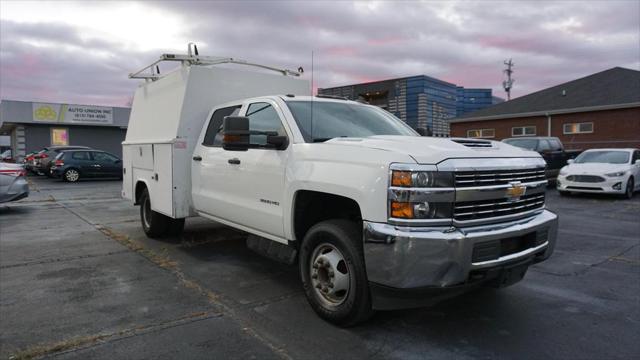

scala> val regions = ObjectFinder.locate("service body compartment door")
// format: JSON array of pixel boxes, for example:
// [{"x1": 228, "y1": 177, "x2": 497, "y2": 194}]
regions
[
  {"x1": 122, "y1": 146, "x2": 133, "y2": 200},
  {"x1": 150, "y1": 143, "x2": 173, "y2": 217},
  {"x1": 132, "y1": 144, "x2": 154, "y2": 170}
]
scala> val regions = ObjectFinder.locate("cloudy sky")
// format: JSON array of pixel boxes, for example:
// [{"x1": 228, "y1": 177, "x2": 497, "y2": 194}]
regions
[{"x1": 1, "y1": 0, "x2": 638, "y2": 107}]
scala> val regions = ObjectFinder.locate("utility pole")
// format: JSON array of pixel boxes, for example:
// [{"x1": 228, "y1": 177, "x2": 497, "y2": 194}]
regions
[{"x1": 502, "y1": 59, "x2": 515, "y2": 101}]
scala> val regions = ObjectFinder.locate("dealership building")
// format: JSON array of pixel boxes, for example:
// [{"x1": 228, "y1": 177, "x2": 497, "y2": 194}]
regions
[
  {"x1": 319, "y1": 76, "x2": 500, "y2": 136},
  {"x1": 449, "y1": 67, "x2": 640, "y2": 149},
  {"x1": 0, "y1": 100, "x2": 131, "y2": 159}
]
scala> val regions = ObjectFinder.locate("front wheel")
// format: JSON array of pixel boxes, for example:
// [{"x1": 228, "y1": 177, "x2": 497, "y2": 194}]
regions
[
  {"x1": 624, "y1": 177, "x2": 634, "y2": 199},
  {"x1": 299, "y1": 219, "x2": 373, "y2": 327}
]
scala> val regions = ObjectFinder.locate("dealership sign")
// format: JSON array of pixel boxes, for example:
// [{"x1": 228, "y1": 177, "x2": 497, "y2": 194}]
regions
[{"x1": 32, "y1": 103, "x2": 113, "y2": 125}]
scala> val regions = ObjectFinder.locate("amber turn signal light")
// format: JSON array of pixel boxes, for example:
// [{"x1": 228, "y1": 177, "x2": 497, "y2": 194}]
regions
[
  {"x1": 391, "y1": 171, "x2": 412, "y2": 187},
  {"x1": 391, "y1": 201, "x2": 414, "y2": 218}
]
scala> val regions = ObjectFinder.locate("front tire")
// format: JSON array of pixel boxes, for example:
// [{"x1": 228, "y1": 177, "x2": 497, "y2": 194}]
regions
[
  {"x1": 624, "y1": 177, "x2": 634, "y2": 199},
  {"x1": 299, "y1": 219, "x2": 373, "y2": 327}
]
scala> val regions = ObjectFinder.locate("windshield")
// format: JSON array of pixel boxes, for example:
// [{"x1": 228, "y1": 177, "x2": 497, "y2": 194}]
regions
[
  {"x1": 574, "y1": 151, "x2": 630, "y2": 164},
  {"x1": 503, "y1": 139, "x2": 538, "y2": 151},
  {"x1": 285, "y1": 101, "x2": 417, "y2": 142}
]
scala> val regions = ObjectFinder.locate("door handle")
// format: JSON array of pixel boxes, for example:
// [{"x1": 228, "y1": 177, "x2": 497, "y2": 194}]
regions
[
  {"x1": 228, "y1": 158, "x2": 241, "y2": 165},
  {"x1": 192, "y1": 155, "x2": 202, "y2": 161}
]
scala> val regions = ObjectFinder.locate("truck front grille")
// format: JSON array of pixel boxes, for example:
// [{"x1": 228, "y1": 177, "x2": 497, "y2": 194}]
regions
[
  {"x1": 566, "y1": 175, "x2": 605, "y2": 183},
  {"x1": 454, "y1": 193, "x2": 545, "y2": 221},
  {"x1": 455, "y1": 168, "x2": 546, "y2": 187}
]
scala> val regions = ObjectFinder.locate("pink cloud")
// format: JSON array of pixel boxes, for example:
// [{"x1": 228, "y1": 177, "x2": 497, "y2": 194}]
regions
[{"x1": 367, "y1": 36, "x2": 407, "y2": 46}]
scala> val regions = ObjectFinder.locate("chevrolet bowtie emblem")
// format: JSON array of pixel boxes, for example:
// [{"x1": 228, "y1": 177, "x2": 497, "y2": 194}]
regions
[{"x1": 506, "y1": 182, "x2": 526, "y2": 200}]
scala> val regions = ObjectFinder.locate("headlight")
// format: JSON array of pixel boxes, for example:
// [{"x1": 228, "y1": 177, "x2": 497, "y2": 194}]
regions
[
  {"x1": 391, "y1": 170, "x2": 453, "y2": 187},
  {"x1": 605, "y1": 171, "x2": 626, "y2": 177},
  {"x1": 390, "y1": 201, "x2": 453, "y2": 219}
]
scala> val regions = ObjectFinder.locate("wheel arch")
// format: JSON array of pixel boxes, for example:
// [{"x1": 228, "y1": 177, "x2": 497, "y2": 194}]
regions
[
  {"x1": 292, "y1": 190, "x2": 363, "y2": 243},
  {"x1": 134, "y1": 180, "x2": 150, "y2": 205}
]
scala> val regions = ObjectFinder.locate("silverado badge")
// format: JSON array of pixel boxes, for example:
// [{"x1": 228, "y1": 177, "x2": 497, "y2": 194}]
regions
[{"x1": 506, "y1": 182, "x2": 526, "y2": 200}]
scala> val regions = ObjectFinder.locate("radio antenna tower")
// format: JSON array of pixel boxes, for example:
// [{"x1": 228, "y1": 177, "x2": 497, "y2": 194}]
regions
[{"x1": 502, "y1": 59, "x2": 515, "y2": 101}]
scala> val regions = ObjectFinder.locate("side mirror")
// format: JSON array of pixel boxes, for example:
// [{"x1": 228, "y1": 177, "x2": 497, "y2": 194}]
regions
[
  {"x1": 567, "y1": 159, "x2": 574, "y2": 164},
  {"x1": 222, "y1": 116, "x2": 250, "y2": 151},
  {"x1": 635, "y1": 159, "x2": 640, "y2": 166},
  {"x1": 267, "y1": 135, "x2": 288, "y2": 150}
]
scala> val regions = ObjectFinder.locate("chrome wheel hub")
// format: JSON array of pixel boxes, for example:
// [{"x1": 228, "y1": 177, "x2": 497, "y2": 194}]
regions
[
  {"x1": 310, "y1": 243, "x2": 350, "y2": 306},
  {"x1": 66, "y1": 170, "x2": 79, "y2": 182}
]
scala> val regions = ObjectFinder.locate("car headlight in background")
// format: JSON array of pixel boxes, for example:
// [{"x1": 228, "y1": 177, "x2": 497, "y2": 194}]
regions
[
  {"x1": 605, "y1": 171, "x2": 627, "y2": 177},
  {"x1": 391, "y1": 170, "x2": 453, "y2": 187}
]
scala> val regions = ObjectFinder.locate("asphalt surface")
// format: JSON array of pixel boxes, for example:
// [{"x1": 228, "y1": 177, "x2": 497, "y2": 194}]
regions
[{"x1": 1, "y1": 176, "x2": 638, "y2": 359}]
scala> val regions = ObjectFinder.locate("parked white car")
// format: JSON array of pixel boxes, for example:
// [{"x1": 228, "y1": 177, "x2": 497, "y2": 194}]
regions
[{"x1": 557, "y1": 148, "x2": 640, "y2": 199}]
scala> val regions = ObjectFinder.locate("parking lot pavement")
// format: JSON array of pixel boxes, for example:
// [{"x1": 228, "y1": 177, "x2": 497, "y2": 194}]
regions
[{"x1": 1, "y1": 177, "x2": 639, "y2": 359}]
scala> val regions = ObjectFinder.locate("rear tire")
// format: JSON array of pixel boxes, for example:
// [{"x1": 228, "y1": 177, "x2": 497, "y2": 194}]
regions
[
  {"x1": 63, "y1": 168, "x2": 80, "y2": 182},
  {"x1": 139, "y1": 188, "x2": 170, "y2": 238},
  {"x1": 299, "y1": 219, "x2": 373, "y2": 327}
]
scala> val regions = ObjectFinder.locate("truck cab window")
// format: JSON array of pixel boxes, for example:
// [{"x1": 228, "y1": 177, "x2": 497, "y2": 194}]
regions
[
  {"x1": 203, "y1": 105, "x2": 241, "y2": 147},
  {"x1": 537, "y1": 139, "x2": 552, "y2": 152},
  {"x1": 246, "y1": 102, "x2": 286, "y2": 146},
  {"x1": 549, "y1": 139, "x2": 562, "y2": 151}
]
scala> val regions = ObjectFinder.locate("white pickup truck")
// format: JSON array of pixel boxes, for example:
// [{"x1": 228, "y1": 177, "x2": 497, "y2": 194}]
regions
[{"x1": 123, "y1": 48, "x2": 558, "y2": 326}]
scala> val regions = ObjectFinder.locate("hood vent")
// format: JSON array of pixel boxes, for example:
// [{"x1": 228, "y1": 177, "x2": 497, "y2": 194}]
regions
[{"x1": 451, "y1": 138, "x2": 494, "y2": 148}]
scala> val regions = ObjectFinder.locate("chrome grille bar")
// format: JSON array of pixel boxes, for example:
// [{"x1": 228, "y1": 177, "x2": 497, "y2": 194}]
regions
[
  {"x1": 455, "y1": 168, "x2": 546, "y2": 187},
  {"x1": 454, "y1": 193, "x2": 545, "y2": 221}
]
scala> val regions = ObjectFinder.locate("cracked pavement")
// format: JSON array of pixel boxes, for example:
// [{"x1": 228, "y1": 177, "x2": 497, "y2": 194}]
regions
[{"x1": 1, "y1": 177, "x2": 638, "y2": 359}]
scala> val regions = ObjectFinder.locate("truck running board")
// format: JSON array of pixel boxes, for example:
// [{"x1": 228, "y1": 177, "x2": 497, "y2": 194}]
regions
[{"x1": 246, "y1": 235, "x2": 297, "y2": 265}]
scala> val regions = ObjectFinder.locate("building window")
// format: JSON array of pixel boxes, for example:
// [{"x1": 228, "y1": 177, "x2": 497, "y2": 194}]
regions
[
  {"x1": 51, "y1": 128, "x2": 69, "y2": 146},
  {"x1": 467, "y1": 128, "x2": 495, "y2": 138},
  {"x1": 563, "y1": 122, "x2": 593, "y2": 134},
  {"x1": 512, "y1": 126, "x2": 536, "y2": 137}
]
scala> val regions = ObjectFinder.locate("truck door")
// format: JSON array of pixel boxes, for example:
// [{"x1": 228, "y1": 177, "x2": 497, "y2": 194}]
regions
[{"x1": 192, "y1": 101, "x2": 288, "y2": 239}]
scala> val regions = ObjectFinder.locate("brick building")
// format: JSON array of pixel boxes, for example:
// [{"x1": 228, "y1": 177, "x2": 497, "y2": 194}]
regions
[{"x1": 449, "y1": 67, "x2": 640, "y2": 150}]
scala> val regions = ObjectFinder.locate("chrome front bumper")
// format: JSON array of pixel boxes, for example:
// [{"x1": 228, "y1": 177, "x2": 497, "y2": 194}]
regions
[{"x1": 363, "y1": 209, "x2": 558, "y2": 290}]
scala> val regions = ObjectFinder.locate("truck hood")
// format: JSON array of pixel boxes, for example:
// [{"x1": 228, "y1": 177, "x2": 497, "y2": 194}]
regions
[{"x1": 325, "y1": 135, "x2": 540, "y2": 164}]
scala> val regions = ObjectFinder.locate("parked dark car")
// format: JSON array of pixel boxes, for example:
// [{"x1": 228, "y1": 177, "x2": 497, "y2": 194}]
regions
[
  {"x1": 34, "y1": 146, "x2": 91, "y2": 176},
  {"x1": 50, "y1": 150, "x2": 122, "y2": 182},
  {"x1": 502, "y1": 136, "x2": 581, "y2": 179}
]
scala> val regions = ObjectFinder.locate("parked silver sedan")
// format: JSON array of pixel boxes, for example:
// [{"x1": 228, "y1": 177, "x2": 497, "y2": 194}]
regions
[{"x1": 0, "y1": 162, "x2": 29, "y2": 203}]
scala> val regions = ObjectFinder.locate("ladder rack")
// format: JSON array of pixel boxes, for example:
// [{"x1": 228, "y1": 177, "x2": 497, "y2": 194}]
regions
[{"x1": 129, "y1": 44, "x2": 303, "y2": 81}]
